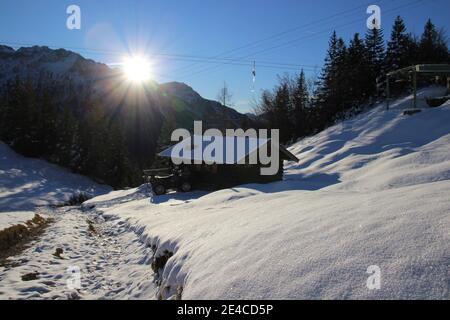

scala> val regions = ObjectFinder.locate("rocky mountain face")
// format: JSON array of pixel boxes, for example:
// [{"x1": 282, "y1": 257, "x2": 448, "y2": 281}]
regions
[
  {"x1": 0, "y1": 45, "x2": 252, "y2": 167},
  {"x1": 0, "y1": 46, "x2": 107, "y2": 81}
]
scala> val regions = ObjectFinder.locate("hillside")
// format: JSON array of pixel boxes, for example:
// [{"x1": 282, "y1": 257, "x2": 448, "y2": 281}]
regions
[
  {"x1": 83, "y1": 87, "x2": 450, "y2": 299},
  {"x1": 0, "y1": 141, "x2": 111, "y2": 230}
]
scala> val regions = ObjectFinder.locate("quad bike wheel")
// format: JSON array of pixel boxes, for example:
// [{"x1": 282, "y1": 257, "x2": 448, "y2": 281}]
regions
[
  {"x1": 180, "y1": 182, "x2": 192, "y2": 192},
  {"x1": 153, "y1": 184, "x2": 166, "y2": 195}
]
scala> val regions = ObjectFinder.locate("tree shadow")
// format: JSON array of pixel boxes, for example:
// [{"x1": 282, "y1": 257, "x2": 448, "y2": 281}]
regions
[
  {"x1": 314, "y1": 106, "x2": 450, "y2": 170},
  {"x1": 149, "y1": 190, "x2": 209, "y2": 205},
  {"x1": 0, "y1": 143, "x2": 109, "y2": 211},
  {"x1": 150, "y1": 171, "x2": 341, "y2": 205},
  {"x1": 239, "y1": 172, "x2": 341, "y2": 194}
]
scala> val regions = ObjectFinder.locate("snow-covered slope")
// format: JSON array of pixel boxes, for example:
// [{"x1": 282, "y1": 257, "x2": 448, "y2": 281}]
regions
[
  {"x1": 85, "y1": 87, "x2": 450, "y2": 300},
  {"x1": 0, "y1": 142, "x2": 111, "y2": 229},
  {"x1": 0, "y1": 211, "x2": 36, "y2": 232}
]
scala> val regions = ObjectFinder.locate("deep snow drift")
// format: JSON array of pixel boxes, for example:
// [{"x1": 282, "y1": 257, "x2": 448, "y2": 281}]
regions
[
  {"x1": 85, "y1": 87, "x2": 450, "y2": 299},
  {"x1": 0, "y1": 142, "x2": 111, "y2": 230}
]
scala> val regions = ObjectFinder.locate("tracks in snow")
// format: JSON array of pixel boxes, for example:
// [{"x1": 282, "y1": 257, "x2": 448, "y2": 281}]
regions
[{"x1": 0, "y1": 207, "x2": 156, "y2": 300}]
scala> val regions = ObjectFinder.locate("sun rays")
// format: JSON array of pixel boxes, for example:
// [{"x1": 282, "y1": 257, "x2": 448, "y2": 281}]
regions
[{"x1": 122, "y1": 55, "x2": 153, "y2": 83}]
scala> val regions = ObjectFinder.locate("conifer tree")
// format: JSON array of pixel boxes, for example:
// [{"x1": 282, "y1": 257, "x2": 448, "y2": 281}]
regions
[
  {"x1": 107, "y1": 123, "x2": 135, "y2": 187},
  {"x1": 365, "y1": 27, "x2": 385, "y2": 97},
  {"x1": 272, "y1": 77, "x2": 292, "y2": 143},
  {"x1": 291, "y1": 70, "x2": 309, "y2": 138},
  {"x1": 54, "y1": 106, "x2": 77, "y2": 166},
  {"x1": 418, "y1": 19, "x2": 449, "y2": 64},
  {"x1": 316, "y1": 31, "x2": 339, "y2": 103},
  {"x1": 37, "y1": 88, "x2": 58, "y2": 157},
  {"x1": 6, "y1": 79, "x2": 40, "y2": 156},
  {"x1": 315, "y1": 32, "x2": 350, "y2": 125},
  {"x1": 346, "y1": 33, "x2": 372, "y2": 107},
  {"x1": 334, "y1": 38, "x2": 349, "y2": 112},
  {"x1": 385, "y1": 16, "x2": 416, "y2": 71},
  {"x1": 315, "y1": 31, "x2": 339, "y2": 126},
  {"x1": 256, "y1": 89, "x2": 275, "y2": 125}
]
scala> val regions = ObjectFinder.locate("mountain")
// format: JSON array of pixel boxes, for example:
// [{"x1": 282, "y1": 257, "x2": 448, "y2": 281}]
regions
[
  {"x1": 0, "y1": 45, "x2": 110, "y2": 85},
  {"x1": 158, "y1": 81, "x2": 246, "y2": 128},
  {"x1": 0, "y1": 45, "x2": 248, "y2": 126}
]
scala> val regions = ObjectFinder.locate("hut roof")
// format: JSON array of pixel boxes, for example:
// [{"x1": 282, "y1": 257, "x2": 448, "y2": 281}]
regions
[{"x1": 158, "y1": 135, "x2": 299, "y2": 164}]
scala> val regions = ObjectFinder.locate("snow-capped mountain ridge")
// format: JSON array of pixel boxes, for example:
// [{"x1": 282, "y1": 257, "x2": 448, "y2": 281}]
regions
[{"x1": 0, "y1": 45, "x2": 112, "y2": 85}]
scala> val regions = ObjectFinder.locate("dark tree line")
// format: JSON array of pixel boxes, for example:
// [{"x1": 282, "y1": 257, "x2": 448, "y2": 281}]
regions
[
  {"x1": 257, "y1": 17, "x2": 449, "y2": 144},
  {"x1": 0, "y1": 78, "x2": 139, "y2": 188}
]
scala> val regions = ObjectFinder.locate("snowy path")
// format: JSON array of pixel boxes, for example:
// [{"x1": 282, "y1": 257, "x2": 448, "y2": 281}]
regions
[{"x1": 0, "y1": 207, "x2": 156, "y2": 300}]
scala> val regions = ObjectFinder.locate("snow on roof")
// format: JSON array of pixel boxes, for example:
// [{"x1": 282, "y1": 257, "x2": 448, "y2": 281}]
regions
[{"x1": 158, "y1": 135, "x2": 298, "y2": 164}]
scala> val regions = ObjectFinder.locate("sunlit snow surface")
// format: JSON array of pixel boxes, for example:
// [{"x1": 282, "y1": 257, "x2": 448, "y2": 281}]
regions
[{"x1": 0, "y1": 141, "x2": 111, "y2": 231}]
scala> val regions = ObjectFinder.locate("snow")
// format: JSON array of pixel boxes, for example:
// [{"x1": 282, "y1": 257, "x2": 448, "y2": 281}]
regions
[
  {"x1": 1, "y1": 87, "x2": 449, "y2": 300},
  {"x1": 83, "y1": 87, "x2": 450, "y2": 299},
  {"x1": 0, "y1": 46, "x2": 109, "y2": 88},
  {"x1": 0, "y1": 206, "x2": 156, "y2": 300},
  {"x1": 82, "y1": 185, "x2": 151, "y2": 209},
  {"x1": 0, "y1": 141, "x2": 111, "y2": 230},
  {"x1": 159, "y1": 135, "x2": 270, "y2": 164},
  {"x1": 0, "y1": 211, "x2": 35, "y2": 231}
]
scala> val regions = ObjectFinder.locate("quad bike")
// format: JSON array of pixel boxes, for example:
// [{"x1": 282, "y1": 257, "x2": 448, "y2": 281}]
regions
[{"x1": 143, "y1": 166, "x2": 192, "y2": 195}]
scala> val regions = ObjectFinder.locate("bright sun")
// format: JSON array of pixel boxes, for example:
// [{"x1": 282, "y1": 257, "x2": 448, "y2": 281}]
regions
[{"x1": 123, "y1": 56, "x2": 152, "y2": 82}]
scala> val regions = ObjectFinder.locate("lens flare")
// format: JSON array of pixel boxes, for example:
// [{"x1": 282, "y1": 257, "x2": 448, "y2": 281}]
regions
[{"x1": 122, "y1": 56, "x2": 152, "y2": 82}]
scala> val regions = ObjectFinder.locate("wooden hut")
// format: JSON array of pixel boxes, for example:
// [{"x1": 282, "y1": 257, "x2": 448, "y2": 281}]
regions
[{"x1": 158, "y1": 135, "x2": 299, "y2": 189}]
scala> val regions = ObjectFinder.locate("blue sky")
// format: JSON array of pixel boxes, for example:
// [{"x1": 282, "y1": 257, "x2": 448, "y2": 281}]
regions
[{"x1": 0, "y1": 0, "x2": 449, "y2": 112}]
